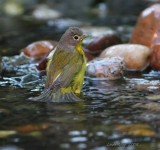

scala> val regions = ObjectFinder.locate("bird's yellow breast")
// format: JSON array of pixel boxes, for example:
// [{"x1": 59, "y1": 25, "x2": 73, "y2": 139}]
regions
[{"x1": 76, "y1": 41, "x2": 84, "y2": 55}]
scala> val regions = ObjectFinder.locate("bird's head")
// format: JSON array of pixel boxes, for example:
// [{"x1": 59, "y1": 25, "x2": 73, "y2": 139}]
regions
[{"x1": 58, "y1": 27, "x2": 86, "y2": 51}]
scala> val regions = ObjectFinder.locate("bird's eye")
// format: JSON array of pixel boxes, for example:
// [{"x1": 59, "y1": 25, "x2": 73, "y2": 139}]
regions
[{"x1": 73, "y1": 35, "x2": 79, "y2": 40}]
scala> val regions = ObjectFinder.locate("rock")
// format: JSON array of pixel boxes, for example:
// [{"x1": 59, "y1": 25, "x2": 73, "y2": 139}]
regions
[
  {"x1": 21, "y1": 40, "x2": 58, "y2": 60},
  {"x1": 32, "y1": 5, "x2": 61, "y2": 20},
  {"x1": 150, "y1": 30, "x2": 160, "y2": 70},
  {"x1": 36, "y1": 48, "x2": 57, "y2": 74},
  {"x1": 86, "y1": 57, "x2": 125, "y2": 80},
  {"x1": 130, "y1": 4, "x2": 160, "y2": 48},
  {"x1": 150, "y1": 44, "x2": 160, "y2": 70},
  {"x1": 130, "y1": 4, "x2": 160, "y2": 70},
  {"x1": 36, "y1": 55, "x2": 48, "y2": 72},
  {"x1": 86, "y1": 34, "x2": 121, "y2": 53},
  {"x1": 1, "y1": 55, "x2": 38, "y2": 75},
  {"x1": 84, "y1": 50, "x2": 95, "y2": 62},
  {"x1": 82, "y1": 26, "x2": 121, "y2": 61},
  {"x1": 99, "y1": 44, "x2": 151, "y2": 71}
]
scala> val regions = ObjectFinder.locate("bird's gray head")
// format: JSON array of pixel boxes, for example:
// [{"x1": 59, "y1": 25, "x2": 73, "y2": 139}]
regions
[{"x1": 58, "y1": 27, "x2": 85, "y2": 49}]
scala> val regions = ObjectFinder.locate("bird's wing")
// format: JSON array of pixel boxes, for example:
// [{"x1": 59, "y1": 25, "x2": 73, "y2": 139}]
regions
[
  {"x1": 46, "y1": 48, "x2": 74, "y2": 87},
  {"x1": 49, "y1": 57, "x2": 83, "y2": 90}
]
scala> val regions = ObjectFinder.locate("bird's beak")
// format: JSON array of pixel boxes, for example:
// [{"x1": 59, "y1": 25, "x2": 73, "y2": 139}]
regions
[{"x1": 81, "y1": 34, "x2": 88, "y2": 41}]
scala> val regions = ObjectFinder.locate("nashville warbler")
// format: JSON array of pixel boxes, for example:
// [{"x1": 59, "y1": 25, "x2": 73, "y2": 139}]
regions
[{"x1": 33, "y1": 27, "x2": 87, "y2": 102}]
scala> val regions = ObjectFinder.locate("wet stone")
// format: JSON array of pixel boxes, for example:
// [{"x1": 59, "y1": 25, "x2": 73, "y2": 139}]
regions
[
  {"x1": 21, "y1": 40, "x2": 58, "y2": 60},
  {"x1": 0, "y1": 54, "x2": 42, "y2": 88},
  {"x1": 99, "y1": 44, "x2": 151, "y2": 71},
  {"x1": 85, "y1": 34, "x2": 121, "y2": 55},
  {"x1": 130, "y1": 4, "x2": 160, "y2": 48},
  {"x1": 86, "y1": 57, "x2": 125, "y2": 80}
]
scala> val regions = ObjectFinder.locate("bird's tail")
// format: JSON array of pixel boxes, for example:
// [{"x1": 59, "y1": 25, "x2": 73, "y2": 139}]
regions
[{"x1": 29, "y1": 88, "x2": 83, "y2": 103}]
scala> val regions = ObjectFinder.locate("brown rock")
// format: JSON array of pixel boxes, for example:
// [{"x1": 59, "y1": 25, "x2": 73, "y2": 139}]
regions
[
  {"x1": 84, "y1": 34, "x2": 121, "y2": 62},
  {"x1": 150, "y1": 44, "x2": 160, "y2": 69},
  {"x1": 130, "y1": 4, "x2": 160, "y2": 70},
  {"x1": 130, "y1": 4, "x2": 160, "y2": 48},
  {"x1": 21, "y1": 40, "x2": 58, "y2": 60},
  {"x1": 36, "y1": 55, "x2": 48, "y2": 72},
  {"x1": 84, "y1": 50, "x2": 95, "y2": 62},
  {"x1": 99, "y1": 44, "x2": 151, "y2": 71},
  {"x1": 86, "y1": 34, "x2": 121, "y2": 53}
]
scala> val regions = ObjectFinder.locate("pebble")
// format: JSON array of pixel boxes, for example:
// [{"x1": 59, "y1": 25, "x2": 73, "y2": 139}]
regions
[{"x1": 99, "y1": 44, "x2": 151, "y2": 71}]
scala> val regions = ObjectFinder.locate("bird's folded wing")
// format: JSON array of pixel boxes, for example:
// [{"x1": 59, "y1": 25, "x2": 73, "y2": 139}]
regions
[
  {"x1": 46, "y1": 48, "x2": 73, "y2": 87},
  {"x1": 50, "y1": 60, "x2": 82, "y2": 90}
]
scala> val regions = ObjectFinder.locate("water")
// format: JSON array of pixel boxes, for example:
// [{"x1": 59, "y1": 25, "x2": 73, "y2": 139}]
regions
[
  {"x1": 0, "y1": 73, "x2": 159, "y2": 150},
  {"x1": 0, "y1": 17, "x2": 160, "y2": 150}
]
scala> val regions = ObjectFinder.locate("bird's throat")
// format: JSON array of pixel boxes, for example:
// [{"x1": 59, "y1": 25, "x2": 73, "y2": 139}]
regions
[{"x1": 76, "y1": 42, "x2": 84, "y2": 55}]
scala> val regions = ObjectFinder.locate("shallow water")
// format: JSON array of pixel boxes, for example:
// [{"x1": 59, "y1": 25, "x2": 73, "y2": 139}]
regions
[
  {"x1": 0, "y1": 17, "x2": 160, "y2": 150},
  {"x1": 0, "y1": 72, "x2": 160, "y2": 150}
]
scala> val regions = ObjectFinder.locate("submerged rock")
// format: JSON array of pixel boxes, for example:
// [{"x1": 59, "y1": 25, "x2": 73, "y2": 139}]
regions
[
  {"x1": 86, "y1": 57, "x2": 125, "y2": 80},
  {"x1": 1, "y1": 54, "x2": 43, "y2": 88},
  {"x1": 1, "y1": 54, "x2": 37, "y2": 74},
  {"x1": 99, "y1": 44, "x2": 151, "y2": 71}
]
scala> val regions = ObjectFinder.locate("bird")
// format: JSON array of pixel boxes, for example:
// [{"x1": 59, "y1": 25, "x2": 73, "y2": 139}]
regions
[{"x1": 32, "y1": 27, "x2": 87, "y2": 102}]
